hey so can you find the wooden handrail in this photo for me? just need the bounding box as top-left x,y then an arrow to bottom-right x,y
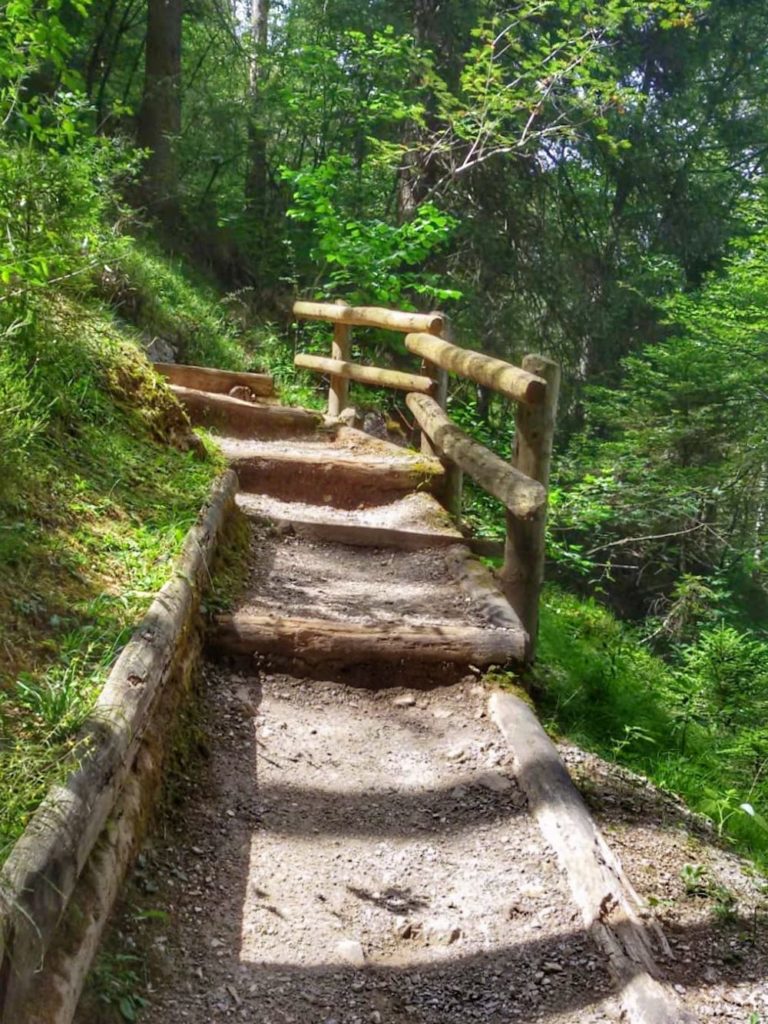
292,296 -> 560,659
405,333 -> 545,405
501,354 -> 561,650
406,394 -> 546,518
295,354 -> 434,394
293,301 -> 443,335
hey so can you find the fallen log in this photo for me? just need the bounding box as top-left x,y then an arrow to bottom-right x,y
295,353 -> 434,394
293,301 -> 443,335
153,362 -> 275,397
490,691 -> 698,1024
171,385 -> 323,438
210,613 -> 527,666
405,333 -> 546,405
406,394 -> 546,518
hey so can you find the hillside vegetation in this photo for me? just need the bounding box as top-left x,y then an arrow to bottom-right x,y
2,0 -> 768,874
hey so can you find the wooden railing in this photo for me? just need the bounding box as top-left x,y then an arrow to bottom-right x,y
293,300 -> 560,656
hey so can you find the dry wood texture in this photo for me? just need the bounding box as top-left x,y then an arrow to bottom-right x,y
294,300 -> 443,335
328,300 -> 352,415
444,545 -> 525,633
501,354 -> 560,650
406,394 -> 546,518
154,362 -> 274,396
171,385 -> 323,437
405,333 -> 546,405
0,471 -> 237,1020
295,353 -> 434,394
19,612 -> 201,1024
210,613 -> 527,666
490,691 -> 698,1024
232,450 -> 443,508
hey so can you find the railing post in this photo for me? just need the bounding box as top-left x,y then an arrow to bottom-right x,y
501,353 -> 560,657
328,299 -> 351,417
420,313 -> 462,522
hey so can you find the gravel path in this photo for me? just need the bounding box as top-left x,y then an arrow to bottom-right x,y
235,491 -> 461,539
77,668 -> 623,1024
239,531 -> 489,627
74,406 -> 768,1024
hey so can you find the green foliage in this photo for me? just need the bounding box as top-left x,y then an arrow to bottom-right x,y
536,586 -> 768,865
106,242 -> 254,370
0,131 -> 134,294
0,0 -> 136,304
551,208 -> 768,627
0,293 -> 219,862
446,1 -> 704,169
284,156 -> 459,306
89,950 -> 148,1022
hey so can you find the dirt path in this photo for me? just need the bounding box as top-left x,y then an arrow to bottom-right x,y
77,663 -> 768,1024
73,388 -> 768,1024
77,667 -> 623,1024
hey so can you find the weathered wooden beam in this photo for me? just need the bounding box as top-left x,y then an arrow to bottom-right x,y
406,394 -> 546,518
232,449 -> 444,507
328,300 -> 351,416
0,472 -> 237,1021
295,354 -> 434,394
444,545 -> 523,631
171,385 -> 323,438
210,613 -> 527,666
491,691 -> 697,1024
405,333 -> 546,405
293,301 -> 443,335
501,353 -> 560,653
154,362 -> 274,396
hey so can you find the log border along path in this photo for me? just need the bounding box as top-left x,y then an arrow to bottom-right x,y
0,303 -> 697,1024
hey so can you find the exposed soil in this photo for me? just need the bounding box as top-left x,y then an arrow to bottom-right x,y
238,532 -> 488,628
77,668 -> 623,1024
76,669 -> 768,1024
235,491 -> 461,540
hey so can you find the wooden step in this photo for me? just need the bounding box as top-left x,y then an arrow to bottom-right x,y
265,519 -> 461,550
171,385 -> 323,438
220,437 -> 444,507
155,361 -> 275,397
236,491 -> 463,549
209,612 -> 527,666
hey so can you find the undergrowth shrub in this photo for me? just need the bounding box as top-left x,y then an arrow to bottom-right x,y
100,242 -> 252,370
535,586 -> 768,865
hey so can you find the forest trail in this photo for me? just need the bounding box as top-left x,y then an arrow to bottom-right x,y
73,367 -> 767,1024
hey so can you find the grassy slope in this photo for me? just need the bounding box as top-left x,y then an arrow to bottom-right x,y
0,248 -> 254,863
533,586 -> 768,870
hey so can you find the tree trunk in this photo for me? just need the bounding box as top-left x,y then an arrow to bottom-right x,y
397,0 -> 442,222
137,0 -> 182,219
245,0 -> 270,265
